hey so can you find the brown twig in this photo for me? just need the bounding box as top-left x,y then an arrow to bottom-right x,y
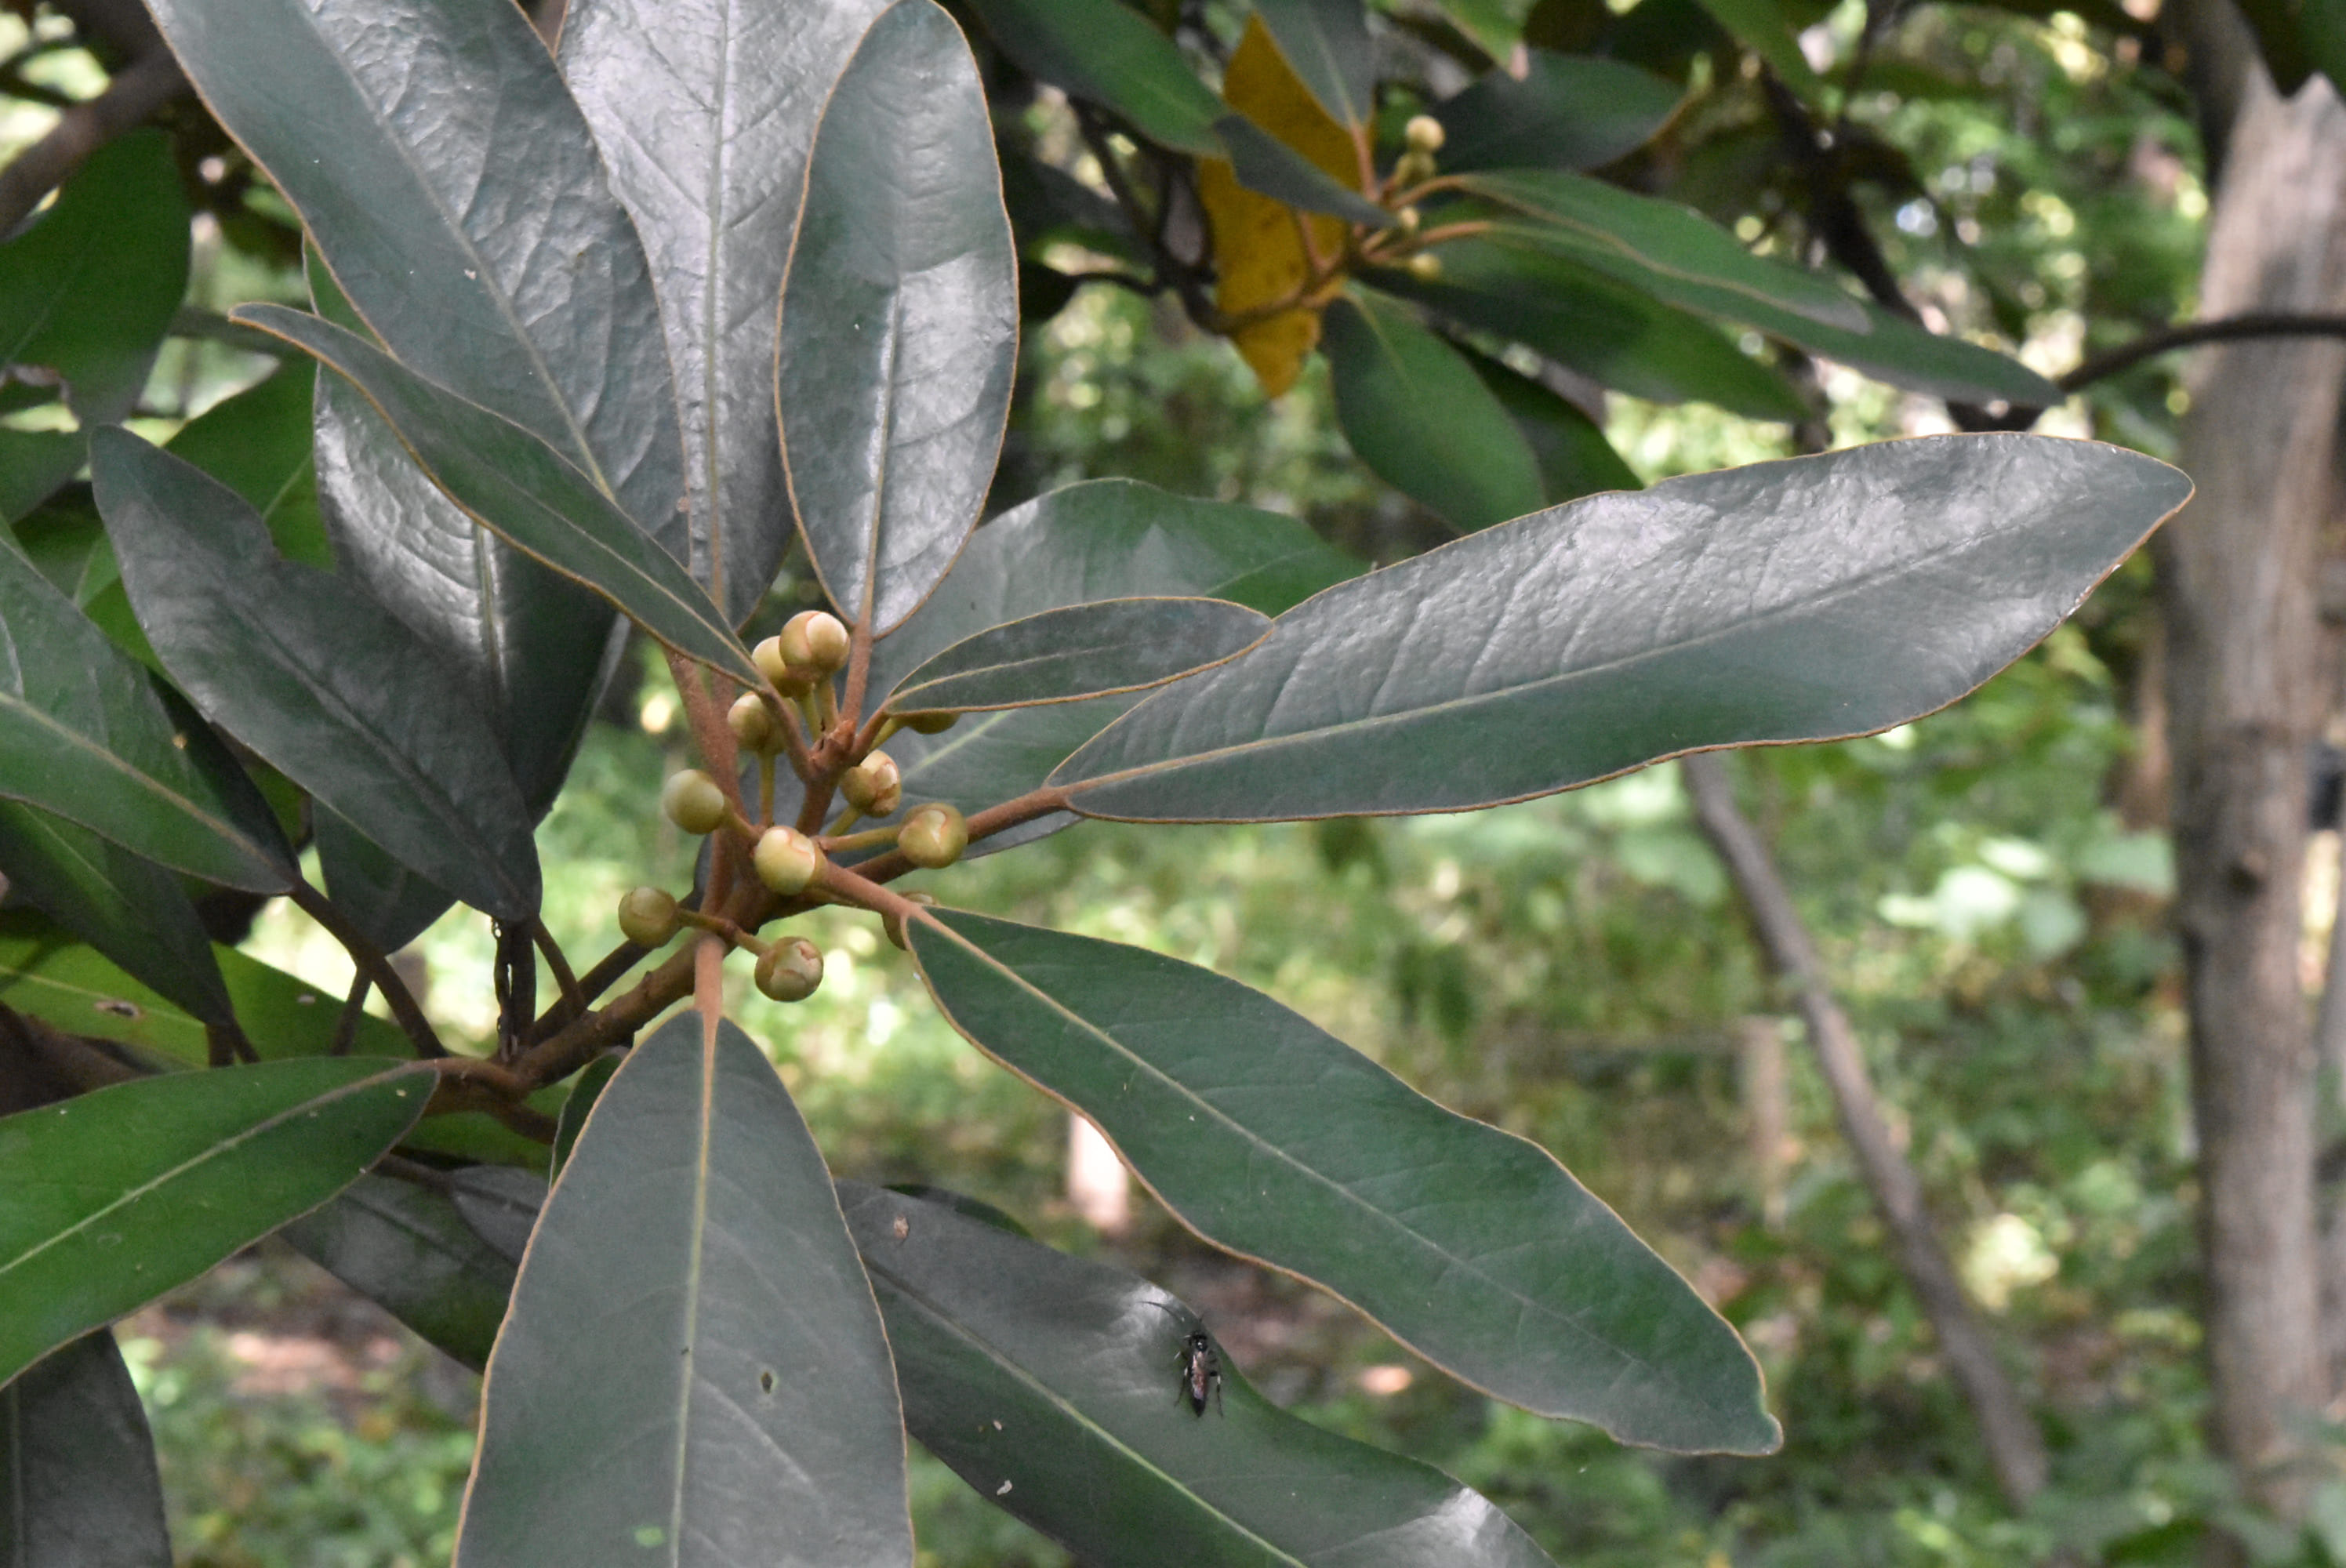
845,785 -> 1073,886
287,879 -> 446,1060
329,971 -> 370,1057
531,917 -> 585,1021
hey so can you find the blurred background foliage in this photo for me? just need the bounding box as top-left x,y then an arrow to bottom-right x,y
1,0 -> 2287,1558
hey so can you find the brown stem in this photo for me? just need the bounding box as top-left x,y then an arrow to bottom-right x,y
532,917 -> 585,1021
1683,750 -> 2048,1507
845,786 -> 1073,886
511,942 -> 699,1089
663,648 -> 743,812
289,879 -> 446,1059
330,971 -> 370,1057
0,49 -> 186,238
814,858 -> 929,926
842,621 -> 873,738
2058,312 -> 2346,394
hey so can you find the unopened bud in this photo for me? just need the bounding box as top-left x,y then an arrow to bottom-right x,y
1404,114 -> 1445,154
1406,251 -> 1443,281
779,610 -> 850,676
753,635 -> 814,699
616,886 -> 680,947
902,710 -> 959,735
660,769 -> 728,835
728,691 -> 776,753
841,750 -> 902,816
899,802 -> 968,869
754,936 -> 823,1002
884,891 -> 939,951
754,826 -> 826,896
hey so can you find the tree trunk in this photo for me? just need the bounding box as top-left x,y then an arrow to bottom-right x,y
2156,60 -> 2346,1520
1685,753 -> 2050,1508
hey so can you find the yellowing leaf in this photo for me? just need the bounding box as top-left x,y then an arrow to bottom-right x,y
1200,16 -> 1366,396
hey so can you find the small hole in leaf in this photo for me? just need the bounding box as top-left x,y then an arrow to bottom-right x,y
759,1370 -> 775,1395
94,999 -> 140,1018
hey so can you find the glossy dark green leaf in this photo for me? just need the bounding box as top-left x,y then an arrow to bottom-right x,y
0,910 -> 407,1069
1054,436 -> 2192,822
1693,0 -> 1825,98
1214,114 -> 1391,227
142,0 -> 685,541
1465,172 -> 1863,330
234,307 -> 760,691
454,1015 -> 910,1566
0,132 -> 188,426
0,432 -> 82,527
1322,292 -> 1545,532
561,0 -> 892,626
778,0 -> 1018,635
1484,225 -> 2059,407
1466,351 -> 1643,506
279,1174 -> 516,1371
1255,0 -> 1375,127
91,427 -> 542,922
307,249 -> 626,822
961,0 -> 1226,154
167,360 -> 332,570
907,911 -> 1779,1453
316,810 -> 459,957
884,597 -> 1270,715
1378,240 -> 1807,419
842,1183 -> 1560,1567
0,1330 -> 171,1568
843,481 -> 1363,848
0,1058 -> 428,1386
549,1052 -> 623,1177
0,804 -> 232,1026
1433,50 -> 1682,171
0,538 -> 294,893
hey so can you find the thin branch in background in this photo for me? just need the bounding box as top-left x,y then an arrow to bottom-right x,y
288,878 -> 446,1060
532,916 -> 585,1022
0,47 -> 185,237
329,970 -> 370,1057
2057,312 -> 2346,393
1683,749 -> 2050,1508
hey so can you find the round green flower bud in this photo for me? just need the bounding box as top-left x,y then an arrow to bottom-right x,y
1406,251 -> 1443,281
899,802 -> 968,869
616,886 -> 680,947
752,635 -> 814,699
779,610 -> 851,676
1404,114 -> 1445,154
661,769 -> 728,835
1395,205 -> 1422,236
753,826 -> 826,895
728,691 -> 776,753
902,710 -> 959,735
754,936 -> 824,1002
841,750 -> 902,815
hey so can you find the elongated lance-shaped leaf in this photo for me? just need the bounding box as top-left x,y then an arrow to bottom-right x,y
826,481 -> 1360,855
1462,171 -> 1865,332
550,1052 -> 623,1177
1376,241 -> 1808,420
0,804 -> 232,1026
1432,50 -> 1683,172
91,427 -> 542,922
309,253 -> 625,826
0,1058 -> 428,1386
841,1183 -> 1561,1567
561,0 -> 891,626
1054,435 -> 2192,822
1255,0 -> 1375,128
779,0 -> 1018,635
0,1331 -> 172,1567
1467,350 -> 1643,506
169,358 -> 332,572
316,809 -> 461,957
883,597 -> 1270,715
0,537 -> 292,892
236,307 -> 761,691
961,0 -> 1226,154
1321,292 -> 1544,533
906,911 -> 1781,1453
140,0 -> 685,543
279,1174 -> 517,1373
454,1014 -> 910,1566
0,910 -> 407,1070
